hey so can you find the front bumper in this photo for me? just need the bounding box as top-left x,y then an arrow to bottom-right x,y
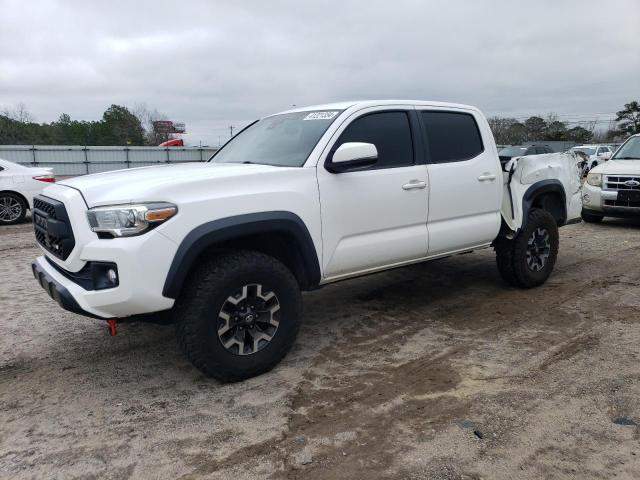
31,185 -> 179,319
582,184 -> 640,217
32,259 -> 103,319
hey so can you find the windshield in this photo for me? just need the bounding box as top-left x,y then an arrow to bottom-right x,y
499,146 -> 528,157
571,147 -> 596,156
612,137 -> 640,160
211,110 -> 342,167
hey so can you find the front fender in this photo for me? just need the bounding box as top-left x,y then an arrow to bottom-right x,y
162,211 -> 321,298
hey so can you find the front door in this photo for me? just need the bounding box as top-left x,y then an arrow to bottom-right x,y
317,109 -> 429,280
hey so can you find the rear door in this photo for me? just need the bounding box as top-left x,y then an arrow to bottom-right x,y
417,108 -> 502,255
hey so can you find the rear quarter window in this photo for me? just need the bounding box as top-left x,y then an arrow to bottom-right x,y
420,111 -> 484,163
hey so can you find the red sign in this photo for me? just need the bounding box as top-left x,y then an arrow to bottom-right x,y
153,121 -> 186,134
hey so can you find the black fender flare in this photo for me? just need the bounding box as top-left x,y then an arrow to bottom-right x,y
522,179 -> 567,226
162,211 -> 321,298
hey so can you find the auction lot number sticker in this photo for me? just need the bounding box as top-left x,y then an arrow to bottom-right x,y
303,111 -> 340,120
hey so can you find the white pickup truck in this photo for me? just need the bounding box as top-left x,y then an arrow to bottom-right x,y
31,100 -> 582,381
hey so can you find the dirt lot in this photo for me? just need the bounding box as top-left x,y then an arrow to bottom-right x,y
1,218 -> 640,480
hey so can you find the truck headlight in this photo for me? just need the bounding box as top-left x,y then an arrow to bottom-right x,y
87,203 -> 177,237
586,173 -> 602,187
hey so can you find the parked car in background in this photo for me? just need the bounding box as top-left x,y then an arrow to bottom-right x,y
0,159 -> 55,225
582,134 -> 640,222
569,145 -> 613,172
498,145 -> 554,169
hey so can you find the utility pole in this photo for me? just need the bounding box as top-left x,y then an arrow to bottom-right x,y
229,125 -> 234,138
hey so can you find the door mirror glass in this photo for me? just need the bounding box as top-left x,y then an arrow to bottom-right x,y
328,142 -> 378,172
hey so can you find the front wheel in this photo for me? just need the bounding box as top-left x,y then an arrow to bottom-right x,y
174,251 -> 302,382
495,208 -> 559,288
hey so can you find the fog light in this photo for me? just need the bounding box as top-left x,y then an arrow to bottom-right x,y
107,268 -> 118,284
583,194 -> 590,202
90,262 -> 119,290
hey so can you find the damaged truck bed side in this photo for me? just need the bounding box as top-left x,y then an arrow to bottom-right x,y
502,152 -> 583,233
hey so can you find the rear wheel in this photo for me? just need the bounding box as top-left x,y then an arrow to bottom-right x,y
174,251 -> 302,382
0,192 -> 27,225
495,208 -> 559,288
581,209 -> 603,223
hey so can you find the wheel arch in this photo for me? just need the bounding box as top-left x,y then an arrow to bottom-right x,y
0,190 -> 29,209
522,180 -> 567,227
162,211 -> 321,299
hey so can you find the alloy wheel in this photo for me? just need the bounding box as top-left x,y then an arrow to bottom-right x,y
217,283 -> 280,355
0,196 -> 23,223
526,227 -> 550,271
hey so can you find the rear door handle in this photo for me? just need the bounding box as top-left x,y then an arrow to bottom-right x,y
477,173 -> 497,182
402,180 -> 427,190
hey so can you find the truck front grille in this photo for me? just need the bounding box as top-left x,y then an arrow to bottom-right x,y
605,176 -> 640,191
33,196 -> 75,260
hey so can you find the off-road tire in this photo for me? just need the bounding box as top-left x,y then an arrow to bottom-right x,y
581,209 -> 603,223
174,251 -> 302,382
495,208 -> 559,288
0,192 -> 27,225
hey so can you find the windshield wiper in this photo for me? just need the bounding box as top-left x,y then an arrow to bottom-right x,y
614,157 -> 640,160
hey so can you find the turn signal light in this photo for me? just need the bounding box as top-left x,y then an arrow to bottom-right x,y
145,207 -> 177,222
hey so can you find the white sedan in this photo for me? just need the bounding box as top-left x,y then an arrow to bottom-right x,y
0,158 -> 55,225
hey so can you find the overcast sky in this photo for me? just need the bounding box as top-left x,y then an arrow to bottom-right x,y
1,0 -> 638,146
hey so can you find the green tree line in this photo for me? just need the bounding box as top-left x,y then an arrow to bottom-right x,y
0,103 -> 174,146
488,100 -> 639,145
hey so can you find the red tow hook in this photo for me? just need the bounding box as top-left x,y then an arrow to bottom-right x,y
107,319 -> 118,336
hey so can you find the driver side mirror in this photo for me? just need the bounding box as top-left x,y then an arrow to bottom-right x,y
326,142 -> 378,173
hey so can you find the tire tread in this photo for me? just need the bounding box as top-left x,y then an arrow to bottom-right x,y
174,251 -> 301,382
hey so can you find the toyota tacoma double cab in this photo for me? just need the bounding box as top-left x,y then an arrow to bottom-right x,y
31,100 -> 582,381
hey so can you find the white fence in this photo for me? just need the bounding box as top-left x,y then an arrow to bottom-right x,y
0,145 -> 219,176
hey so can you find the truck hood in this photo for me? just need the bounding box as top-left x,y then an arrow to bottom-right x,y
590,160 -> 640,176
58,162 -> 285,206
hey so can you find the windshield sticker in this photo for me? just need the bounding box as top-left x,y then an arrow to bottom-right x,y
303,111 -> 339,121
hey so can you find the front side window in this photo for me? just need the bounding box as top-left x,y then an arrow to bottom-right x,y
333,111 -> 414,168
421,111 -> 484,163
211,110 -> 342,167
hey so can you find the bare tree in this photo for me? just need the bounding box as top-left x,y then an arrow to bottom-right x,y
132,103 -> 175,145
1,102 -> 34,123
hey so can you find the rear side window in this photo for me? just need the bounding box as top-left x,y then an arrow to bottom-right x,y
335,111 -> 414,168
420,111 -> 484,163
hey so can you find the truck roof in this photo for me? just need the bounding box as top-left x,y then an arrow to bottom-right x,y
273,100 -> 480,117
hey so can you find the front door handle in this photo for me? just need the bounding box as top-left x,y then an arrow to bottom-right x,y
477,173 -> 497,182
402,180 -> 427,190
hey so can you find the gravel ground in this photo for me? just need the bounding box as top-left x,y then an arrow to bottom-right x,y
1,217 -> 640,479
